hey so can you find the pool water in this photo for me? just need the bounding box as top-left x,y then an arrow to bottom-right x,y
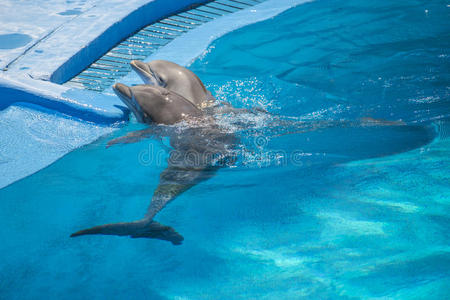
1,0 -> 449,299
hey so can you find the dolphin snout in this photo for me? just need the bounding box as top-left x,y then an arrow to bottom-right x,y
113,83 -> 145,123
113,83 -> 132,100
131,60 -> 164,86
130,60 -> 150,74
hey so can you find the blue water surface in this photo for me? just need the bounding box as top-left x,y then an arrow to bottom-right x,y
1,0 -> 449,299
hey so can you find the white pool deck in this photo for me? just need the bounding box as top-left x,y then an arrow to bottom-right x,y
0,0 -> 310,188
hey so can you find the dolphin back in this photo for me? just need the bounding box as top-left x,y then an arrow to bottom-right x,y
70,219 -> 184,245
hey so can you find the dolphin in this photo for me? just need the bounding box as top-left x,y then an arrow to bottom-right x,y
130,60 -> 216,109
70,83 -> 237,244
70,63 -> 435,245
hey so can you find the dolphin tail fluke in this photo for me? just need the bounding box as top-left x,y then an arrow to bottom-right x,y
70,219 -> 184,245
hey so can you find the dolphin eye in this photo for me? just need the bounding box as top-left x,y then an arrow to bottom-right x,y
148,67 -> 165,86
157,75 -> 166,87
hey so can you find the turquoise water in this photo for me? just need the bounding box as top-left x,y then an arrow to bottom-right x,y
1,0 -> 450,299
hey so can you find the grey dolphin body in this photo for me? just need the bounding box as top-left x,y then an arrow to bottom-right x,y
130,60 -> 216,109
71,83 -> 236,245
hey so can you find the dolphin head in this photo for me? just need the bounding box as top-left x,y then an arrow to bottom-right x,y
113,83 -> 202,125
130,60 -> 215,110
130,60 -> 166,87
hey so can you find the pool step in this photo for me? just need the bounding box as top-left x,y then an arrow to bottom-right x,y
65,0 -> 265,92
